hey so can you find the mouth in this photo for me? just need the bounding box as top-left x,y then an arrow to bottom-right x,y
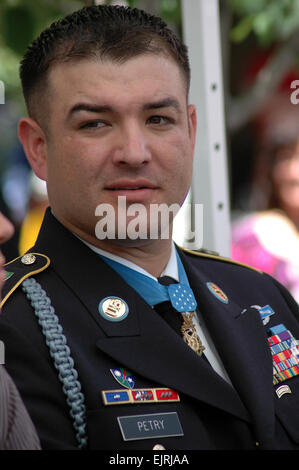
106,179 -> 157,190
108,187 -> 149,190
105,180 -> 158,202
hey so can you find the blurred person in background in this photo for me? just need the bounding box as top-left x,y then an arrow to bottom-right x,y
0,145 -> 31,261
0,211 -> 40,450
232,93 -> 299,303
18,172 -> 48,255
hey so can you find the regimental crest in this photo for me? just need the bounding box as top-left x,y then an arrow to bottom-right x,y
110,368 -> 135,389
181,312 -> 205,356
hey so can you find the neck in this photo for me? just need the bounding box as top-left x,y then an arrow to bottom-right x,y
94,238 -> 173,278
53,211 -> 174,277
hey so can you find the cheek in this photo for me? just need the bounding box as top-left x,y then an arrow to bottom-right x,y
160,131 -> 193,167
272,162 -> 288,184
159,136 -> 193,199
274,160 -> 299,182
48,139 -> 98,183
173,138 -> 194,182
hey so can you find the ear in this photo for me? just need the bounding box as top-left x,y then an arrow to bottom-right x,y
18,117 -> 48,181
187,104 -> 197,152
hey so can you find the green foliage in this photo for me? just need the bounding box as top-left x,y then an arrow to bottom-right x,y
229,0 -> 299,46
126,0 -> 181,25
161,0 -> 181,25
126,0 -> 138,7
0,0 -> 85,98
1,5 -> 35,56
0,45 -> 20,100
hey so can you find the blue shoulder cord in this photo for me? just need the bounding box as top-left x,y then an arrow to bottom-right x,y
22,277 -> 88,449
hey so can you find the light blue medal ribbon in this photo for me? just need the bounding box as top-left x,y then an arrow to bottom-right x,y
100,251 -> 197,312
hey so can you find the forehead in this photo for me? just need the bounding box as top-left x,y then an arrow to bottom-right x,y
47,54 -> 188,112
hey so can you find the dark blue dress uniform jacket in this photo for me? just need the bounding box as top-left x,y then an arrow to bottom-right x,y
0,209 -> 299,450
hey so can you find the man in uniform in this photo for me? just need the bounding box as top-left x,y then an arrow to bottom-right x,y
0,5 -> 299,450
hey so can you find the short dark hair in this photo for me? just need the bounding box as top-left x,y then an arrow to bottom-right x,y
20,4 -> 190,121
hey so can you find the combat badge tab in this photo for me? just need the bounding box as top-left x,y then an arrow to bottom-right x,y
1,253 -> 50,308
267,323 -> 299,385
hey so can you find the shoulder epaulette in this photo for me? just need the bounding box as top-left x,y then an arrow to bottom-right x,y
1,253 -> 50,308
180,247 -> 263,274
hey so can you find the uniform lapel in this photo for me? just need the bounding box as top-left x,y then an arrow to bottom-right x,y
96,300 -> 250,422
178,249 -> 275,442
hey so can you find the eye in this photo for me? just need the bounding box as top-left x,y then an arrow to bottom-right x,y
80,120 -> 107,130
147,115 -> 174,126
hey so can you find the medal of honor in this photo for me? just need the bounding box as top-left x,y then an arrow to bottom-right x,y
181,311 -> 205,356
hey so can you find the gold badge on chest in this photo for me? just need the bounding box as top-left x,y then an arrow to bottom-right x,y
181,311 -> 205,356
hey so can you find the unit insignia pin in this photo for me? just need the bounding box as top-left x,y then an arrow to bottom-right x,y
21,254 -> 36,265
110,368 -> 135,389
206,282 -> 228,304
98,296 -> 129,322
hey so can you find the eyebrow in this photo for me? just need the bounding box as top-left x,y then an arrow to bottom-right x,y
67,97 -> 182,119
68,103 -> 112,118
143,98 -> 182,112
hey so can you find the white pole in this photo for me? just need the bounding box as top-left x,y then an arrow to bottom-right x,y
181,0 -> 231,257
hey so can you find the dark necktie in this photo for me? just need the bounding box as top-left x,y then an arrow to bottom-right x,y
155,276 -> 183,334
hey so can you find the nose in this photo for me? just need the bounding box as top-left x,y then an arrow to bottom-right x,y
112,122 -> 151,167
0,213 -> 14,245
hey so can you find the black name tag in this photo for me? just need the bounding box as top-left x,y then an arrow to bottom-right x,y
117,412 -> 184,441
